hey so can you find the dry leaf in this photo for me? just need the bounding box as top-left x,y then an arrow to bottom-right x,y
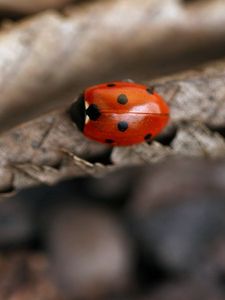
153,60 -> 225,126
172,122 -> 225,158
0,110 -> 111,193
111,142 -> 173,165
0,58 -> 225,193
1,0 -> 225,132
0,0 -> 72,13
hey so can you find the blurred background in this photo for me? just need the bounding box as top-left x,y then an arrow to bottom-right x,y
1,0 -> 225,299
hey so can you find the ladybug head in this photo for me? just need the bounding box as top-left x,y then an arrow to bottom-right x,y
70,93 -> 102,132
69,93 -> 86,131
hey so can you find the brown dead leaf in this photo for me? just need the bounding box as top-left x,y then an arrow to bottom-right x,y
111,142 -> 173,166
1,0 -> 225,132
152,61 -> 225,126
0,1 -> 225,194
0,109 -> 111,193
172,122 -> 225,158
1,57 -> 225,193
0,0 -> 72,14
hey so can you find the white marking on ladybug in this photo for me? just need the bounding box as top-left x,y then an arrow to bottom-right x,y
85,115 -> 90,124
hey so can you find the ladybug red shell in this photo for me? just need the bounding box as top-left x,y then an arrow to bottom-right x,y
70,81 -> 169,146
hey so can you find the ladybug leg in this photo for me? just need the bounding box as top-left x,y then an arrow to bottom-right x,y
145,137 -> 153,145
146,86 -> 155,94
143,133 -> 153,145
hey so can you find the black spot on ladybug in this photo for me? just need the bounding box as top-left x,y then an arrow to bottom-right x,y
69,93 -> 85,131
105,139 -> 114,144
86,104 -> 101,121
117,94 -> 128,105
118,121 -> 128,132
107,83 -> 116,87
146,86 -> 154,94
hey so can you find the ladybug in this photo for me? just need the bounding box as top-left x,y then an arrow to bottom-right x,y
70,81 -> 169,146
